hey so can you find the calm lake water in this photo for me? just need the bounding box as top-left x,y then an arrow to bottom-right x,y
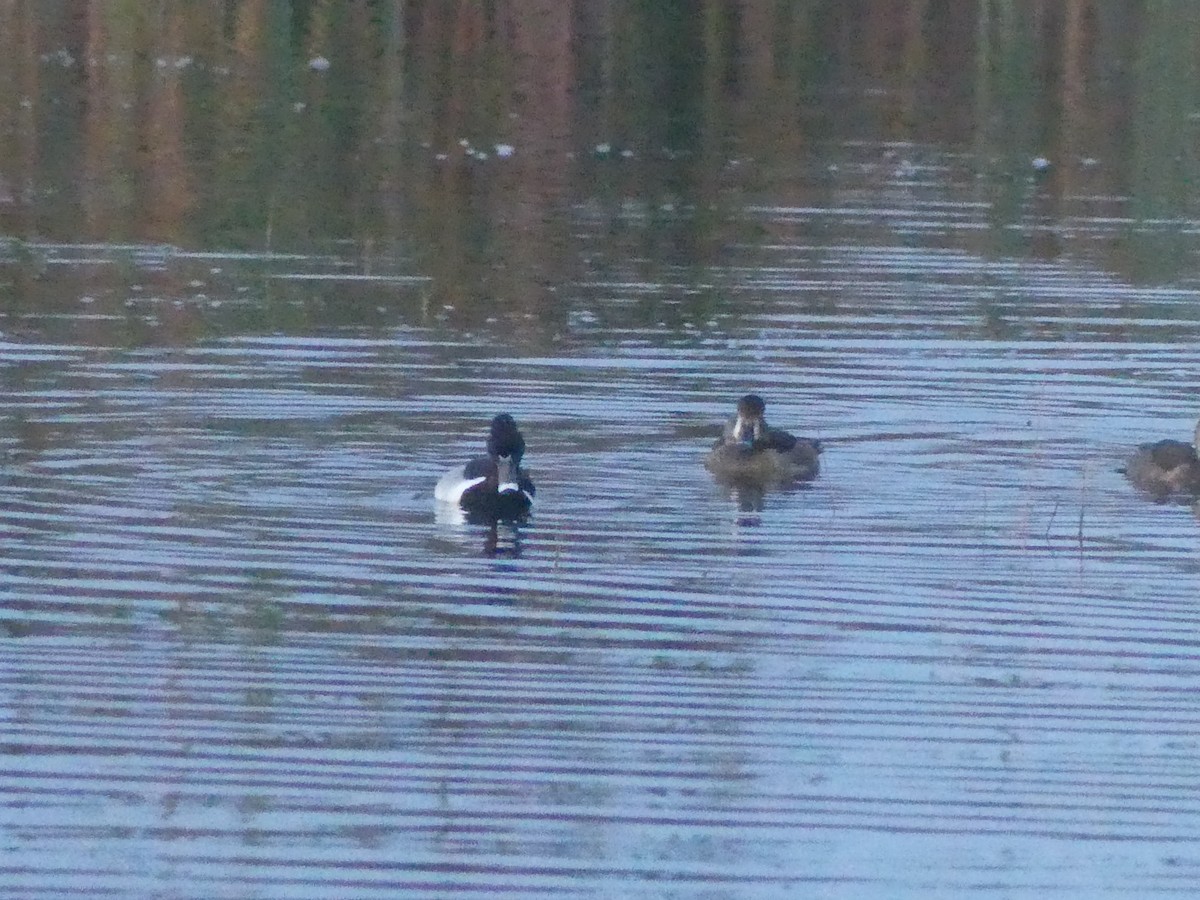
4,5 -> 1200,899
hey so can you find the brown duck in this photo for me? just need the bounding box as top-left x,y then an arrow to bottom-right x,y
1123,419 -> 1200,498
705,394 -> 821,482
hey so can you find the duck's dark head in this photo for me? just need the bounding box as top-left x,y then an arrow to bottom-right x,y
732,394 -> 767,443
487,413 -> 526,464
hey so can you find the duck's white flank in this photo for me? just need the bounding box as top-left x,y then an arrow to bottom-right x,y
434,467 -> 485,503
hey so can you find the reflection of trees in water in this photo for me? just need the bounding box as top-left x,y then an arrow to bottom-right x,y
0,3 -> 1192,299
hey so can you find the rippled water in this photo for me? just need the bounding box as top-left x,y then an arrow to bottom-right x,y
5,157 -> 1200,899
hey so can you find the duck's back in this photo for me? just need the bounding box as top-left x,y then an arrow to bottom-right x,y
762,427 -> 800,452
1145,439 -> 1198,470
1125,439 -> 1200,495
705,432 -> 820,482
777,433 -> 820,479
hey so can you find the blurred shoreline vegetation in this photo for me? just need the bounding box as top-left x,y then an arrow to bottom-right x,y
0,2 -> 1197,308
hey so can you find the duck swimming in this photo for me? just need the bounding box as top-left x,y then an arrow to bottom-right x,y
435,413 -> 535,518
704,394 -> 821,482
1123,418 -> 1200,498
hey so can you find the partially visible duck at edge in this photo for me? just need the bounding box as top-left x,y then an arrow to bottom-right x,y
435,413 -> 535,519
705,394 -> 821,482
1123,418 -> 1200,499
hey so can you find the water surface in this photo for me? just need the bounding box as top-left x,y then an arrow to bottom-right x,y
4,5 -> 1200,899
5,209 -> 1200,898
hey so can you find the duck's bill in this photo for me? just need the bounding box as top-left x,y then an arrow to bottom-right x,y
496,455 -> 522,495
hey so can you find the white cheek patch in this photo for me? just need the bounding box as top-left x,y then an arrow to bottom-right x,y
498,481 -> 521,494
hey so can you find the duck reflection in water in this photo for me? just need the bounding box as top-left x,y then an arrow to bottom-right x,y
721,478 -> 817,513
1122,418 -> 1200,502
706,395 -> 821,505
434,500 -> 525,557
